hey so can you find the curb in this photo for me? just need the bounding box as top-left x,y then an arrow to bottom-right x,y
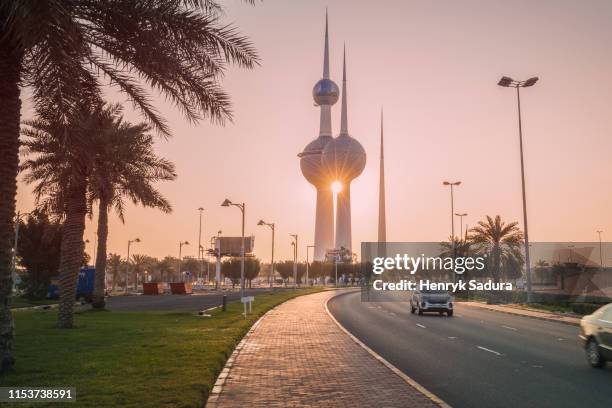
459,302 -> 580,327
325,290 -> 452,408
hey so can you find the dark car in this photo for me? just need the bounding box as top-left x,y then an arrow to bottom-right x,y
579,303 -> 612,368
410,289 -> 453,316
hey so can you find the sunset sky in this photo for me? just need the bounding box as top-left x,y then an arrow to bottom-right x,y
16,0 -> 612,263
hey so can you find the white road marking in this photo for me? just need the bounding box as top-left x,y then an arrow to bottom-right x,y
390,312 -> 396,316
448,336 -> 457,339
502,325 -> 518,331
477,346 -> 502,356
455,314 -> 463,318
532,365 -> 544,368
557,338 -> 564,341
416,323 -> 427,329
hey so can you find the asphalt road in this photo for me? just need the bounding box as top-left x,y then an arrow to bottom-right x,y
328,291 -> 612,408
106,288 -> 277,312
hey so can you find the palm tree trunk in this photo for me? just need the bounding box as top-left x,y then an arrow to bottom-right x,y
92,196 -> 109,309
57,178 -> 88,329
0,41 -> 23,373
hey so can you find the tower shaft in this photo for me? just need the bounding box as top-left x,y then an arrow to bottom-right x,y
314,187 -> 334,260
335,185 -> 352,250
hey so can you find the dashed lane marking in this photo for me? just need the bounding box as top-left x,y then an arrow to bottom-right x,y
477,346 -> 502,356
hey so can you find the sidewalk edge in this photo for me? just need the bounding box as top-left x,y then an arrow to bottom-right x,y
325,291 -> 452,408
459,302 -> 580,326
205,311 -> 268,407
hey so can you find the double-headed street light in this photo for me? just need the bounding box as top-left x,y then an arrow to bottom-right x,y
498,75 -> 539,302
125,238 -> 141,293
222,199 -> 246,303
257,220 -> 275,288
290,234 -> 298,289
443,181 -> 461,246
455,213 -> 468,240
178,241 -> 189,281
198,208 -> 204,281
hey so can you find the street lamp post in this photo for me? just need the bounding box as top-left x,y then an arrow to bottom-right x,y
257,220 -> 275,288
455,213 -> 467,240
498,75 -> 538,303
125,238 -> 140,293
212,230 -> 222,289
597,230 -> 604,269
222,199 -> 246,313
290,234 -> 298,289
178,241 -> 189,281
198,208 -> 204,281
443,181 -> 461,282
306,245 -> 315,286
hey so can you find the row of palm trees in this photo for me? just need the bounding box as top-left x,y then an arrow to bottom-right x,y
0,0 -> 259,373
442,215 -> 525,282
21,103 -> 176,310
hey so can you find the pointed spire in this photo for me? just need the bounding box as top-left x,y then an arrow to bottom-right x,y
323,9 -> 329,79
339,44 -> 348,136
378,107 -> 386,242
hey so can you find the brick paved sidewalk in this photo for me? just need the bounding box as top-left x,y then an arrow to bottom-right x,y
460,301 -> 581,326
208,290 -> 442,408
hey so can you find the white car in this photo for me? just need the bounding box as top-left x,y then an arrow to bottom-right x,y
410,289 -> 453,316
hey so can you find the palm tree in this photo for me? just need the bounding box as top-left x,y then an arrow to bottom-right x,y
130,254 -> 149,289
469,215 -> 525,282
107,253 -> 122,292
89,104 -> 175,309
1,0 -> 258,370
158,257 -> 178,283
21,106 -> 101,331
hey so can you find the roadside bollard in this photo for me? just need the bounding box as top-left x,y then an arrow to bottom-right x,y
222,295 -> 227,312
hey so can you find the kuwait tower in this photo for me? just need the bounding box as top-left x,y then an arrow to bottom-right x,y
321,46 -> 366,252
298,13 -> 338,261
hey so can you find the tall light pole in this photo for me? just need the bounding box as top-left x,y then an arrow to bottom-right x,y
455,213 -> 467,240
290,234 -> 298,289
211,230 -> 222,288
306,245 -> 315,286
222,199 -> 246,302
498,75 -> 538,302
567,244 -> 575,263
178,241 -> 189,281
258,220 -> 275,288
443,181 -> 461,281
597,230 -> 604,269
125,238 -> 140,293
198,208 -> 204,281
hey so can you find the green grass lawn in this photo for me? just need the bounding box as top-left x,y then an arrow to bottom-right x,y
4,288 -> 322,407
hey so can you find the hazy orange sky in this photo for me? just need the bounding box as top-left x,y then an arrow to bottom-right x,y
16,0 -> 612,263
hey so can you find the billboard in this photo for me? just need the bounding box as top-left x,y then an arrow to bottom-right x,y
214,236 -> 254,257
